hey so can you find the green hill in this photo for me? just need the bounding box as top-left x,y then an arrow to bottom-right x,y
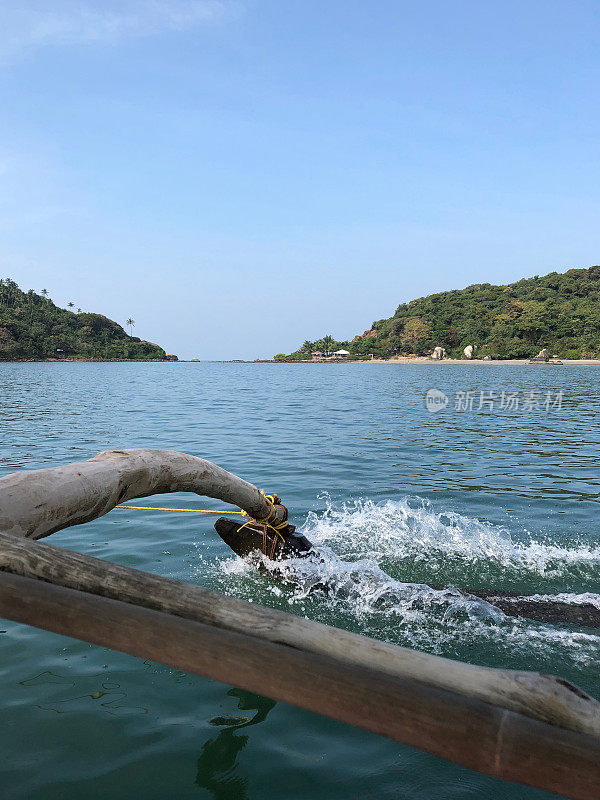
0,279 -> 170,361
279,265 -> 600,361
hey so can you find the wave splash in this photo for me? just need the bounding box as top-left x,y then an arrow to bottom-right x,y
213,496 -> 600,669
301,495 -> 600,583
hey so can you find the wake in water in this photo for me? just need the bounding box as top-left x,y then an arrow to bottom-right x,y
302,495 -> 600,585
209,496 -> 600,671
298,496 -> 600,627
243,546 -> 505,624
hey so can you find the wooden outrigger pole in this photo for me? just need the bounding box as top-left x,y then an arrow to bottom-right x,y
0,449 -> 599,800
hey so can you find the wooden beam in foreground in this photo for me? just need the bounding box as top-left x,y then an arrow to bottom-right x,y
2,532 -> 599,739
0,569 -> 599,800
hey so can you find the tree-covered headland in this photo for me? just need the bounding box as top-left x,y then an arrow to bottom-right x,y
277,266 -> 600,360
0,279 -> 169,361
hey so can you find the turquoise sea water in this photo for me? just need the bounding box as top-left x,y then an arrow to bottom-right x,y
1,362 -> 599,799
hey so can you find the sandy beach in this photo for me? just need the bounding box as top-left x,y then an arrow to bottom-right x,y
285,357 -> 600,365
364,357 -> 600,365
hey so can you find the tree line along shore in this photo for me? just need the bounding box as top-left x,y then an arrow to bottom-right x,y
276,266 -> 600,363
4,267 -> 600,364
0,280 -> 176,362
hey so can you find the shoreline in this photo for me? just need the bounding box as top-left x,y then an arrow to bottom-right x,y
265,357 -> 600,366
2,358 -> 600,366
0,358 -> 176,363
349,357 -> 600,365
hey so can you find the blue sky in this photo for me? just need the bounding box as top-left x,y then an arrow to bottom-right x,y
1,1 -> 599,359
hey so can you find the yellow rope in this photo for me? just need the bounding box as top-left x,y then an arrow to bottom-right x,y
115,505 -> 245,515
251,491 -> 290,530
115,504 -> 288,547
115,491 -> 288,530
235,518 -> 287,543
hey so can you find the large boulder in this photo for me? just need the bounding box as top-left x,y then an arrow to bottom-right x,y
431,346 -> 446,360
536,348 -> 549,361
463,345 -> 474,359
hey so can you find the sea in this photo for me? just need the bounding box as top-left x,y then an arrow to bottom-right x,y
1,361 -> 599,799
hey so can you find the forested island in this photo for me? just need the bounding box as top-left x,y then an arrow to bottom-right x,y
0,279 -> 171,361
277,266 -> 600,361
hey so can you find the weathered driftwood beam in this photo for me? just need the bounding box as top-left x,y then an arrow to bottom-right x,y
1,531 -> 599,740
0,449 -> 286,539
1,569 -> 599,800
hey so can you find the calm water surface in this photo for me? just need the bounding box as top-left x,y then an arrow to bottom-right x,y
1,362 -> 599,799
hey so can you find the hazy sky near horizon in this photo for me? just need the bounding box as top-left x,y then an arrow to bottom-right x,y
1,1 -> 599,359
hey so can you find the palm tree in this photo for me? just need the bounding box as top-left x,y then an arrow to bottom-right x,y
41,289 -> 49,299
321,335 -> 335,356
77,308 -> 82,313
67,302 -> 74,310
126,318 -> 135,336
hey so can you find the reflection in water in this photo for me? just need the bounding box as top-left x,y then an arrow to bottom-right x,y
196,689 -> 276,799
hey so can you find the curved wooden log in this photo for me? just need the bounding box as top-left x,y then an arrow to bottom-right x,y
1,531 -> 599,740
0,449 -> 287,539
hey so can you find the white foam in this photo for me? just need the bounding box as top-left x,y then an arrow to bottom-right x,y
302,495 -> 600,578
259,547 -> 503,622
209,496 -> 600,669
515,592 -> 600,610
